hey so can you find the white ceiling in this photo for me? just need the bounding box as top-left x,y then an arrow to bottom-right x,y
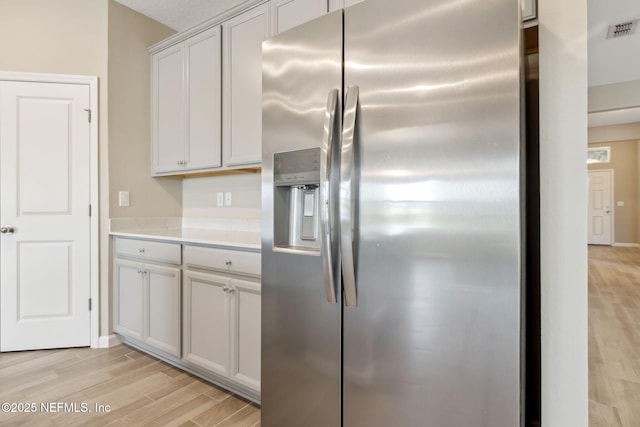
588,0 -> 640,87
113,0 -> 247,31
115,0 -> 640,127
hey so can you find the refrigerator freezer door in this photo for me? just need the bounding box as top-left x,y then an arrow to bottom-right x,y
261,10 -> 343,427
342,0 -> 523,426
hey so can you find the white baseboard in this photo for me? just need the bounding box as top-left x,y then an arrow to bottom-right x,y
612,242 -> 640,248
98,334 -> 123,348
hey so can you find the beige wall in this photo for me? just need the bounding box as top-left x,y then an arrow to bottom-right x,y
0,0 -> 179,338
589,122 -> 640,144
0,1 -> 109,79
588,140 -> 640,244
108,1 -> 180,219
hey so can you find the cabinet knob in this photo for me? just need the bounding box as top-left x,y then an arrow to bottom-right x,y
139,248 -> 145,253
222,286 -> 229,293
225,259 -> 232,266
228,288 -> 236,294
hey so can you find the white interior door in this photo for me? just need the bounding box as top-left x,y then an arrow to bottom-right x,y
0,81 -> 91,351
588,170 -> 612,245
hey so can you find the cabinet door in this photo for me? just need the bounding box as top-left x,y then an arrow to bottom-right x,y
229,278 -> 261,391
329,0 -> 363,9
145,264 -> 181,357
271,0 -> 328,35
185,27 -> 222,171
113,259 -> 144,340
222,4 -> 270,167
152,44 -> 186,174
183,270 -> 230,376
522,0 -> 537,21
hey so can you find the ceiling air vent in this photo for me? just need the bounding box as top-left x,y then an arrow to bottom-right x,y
607,20 -> 638,39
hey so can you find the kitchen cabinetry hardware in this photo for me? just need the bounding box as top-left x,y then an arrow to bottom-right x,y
0,225 -> 15,234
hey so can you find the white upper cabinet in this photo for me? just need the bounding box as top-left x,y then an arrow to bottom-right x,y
153,44 -> 185,174
331,0 -> 536,23
152,26 -> 222,175
185,27 -> 222,170
329,0 -> 362,10
522,0 -> 537,22
222,4 -> 270,167
271,0 -> 328,35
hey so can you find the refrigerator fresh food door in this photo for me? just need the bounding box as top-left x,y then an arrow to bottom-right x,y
342,0 -> 523,426
261,10 -> 343,427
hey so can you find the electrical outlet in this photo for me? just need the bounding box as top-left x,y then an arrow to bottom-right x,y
617,201 -> 624,207
119,191 -> 130,207
225,192 -> 232,207
217,192 -> 224,207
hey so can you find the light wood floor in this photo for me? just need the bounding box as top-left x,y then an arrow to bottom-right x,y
0,344 -> 260,426
589,245 -> 640,427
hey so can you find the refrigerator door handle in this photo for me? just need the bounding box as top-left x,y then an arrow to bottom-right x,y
340,85 -> 359,308
320,89 -> 339,304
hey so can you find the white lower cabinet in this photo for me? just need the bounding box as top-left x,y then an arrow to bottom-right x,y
229,278 -> 261,391
182,270 -> 230,376
113,236 -> 261,401
113,258 -> 181,358
114,259 -> 145,341
182,269 -> 261,393
146,263 -> 182,357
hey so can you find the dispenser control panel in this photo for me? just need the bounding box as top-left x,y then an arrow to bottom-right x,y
274,148 -> 320,186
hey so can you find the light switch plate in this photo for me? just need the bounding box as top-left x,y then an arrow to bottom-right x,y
217,192 -> 224,207
617,201 -> 624,206
225,192 -> 232,207
119,191 -> 130,207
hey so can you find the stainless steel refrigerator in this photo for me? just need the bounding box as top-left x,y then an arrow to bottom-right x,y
261,0 -> 524,425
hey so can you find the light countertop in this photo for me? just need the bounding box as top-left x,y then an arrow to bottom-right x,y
110,228 -> 261,251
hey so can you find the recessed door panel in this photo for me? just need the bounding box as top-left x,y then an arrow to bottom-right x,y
18,241 -> 72,319
17,97 -> 71,215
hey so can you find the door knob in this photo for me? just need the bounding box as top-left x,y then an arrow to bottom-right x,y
0,226 -> 15,234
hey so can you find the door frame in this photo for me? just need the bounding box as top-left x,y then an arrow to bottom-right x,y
0,71 -> 99,348
588,168 -> 614,246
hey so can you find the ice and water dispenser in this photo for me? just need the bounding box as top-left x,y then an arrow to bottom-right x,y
273,148 -> 321,252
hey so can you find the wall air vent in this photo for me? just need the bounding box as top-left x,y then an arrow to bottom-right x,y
607,20 -> 638,39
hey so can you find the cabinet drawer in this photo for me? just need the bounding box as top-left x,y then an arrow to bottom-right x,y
115,238 -> 181,265
184,245 -> 260,277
